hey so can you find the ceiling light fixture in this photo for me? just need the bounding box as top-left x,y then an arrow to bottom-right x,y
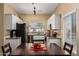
32,3 -> 36,15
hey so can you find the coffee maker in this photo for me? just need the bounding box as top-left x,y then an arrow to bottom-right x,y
10,30 -> 16,38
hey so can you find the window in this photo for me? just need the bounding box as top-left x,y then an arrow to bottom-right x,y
64,10 -> 77,54
29,22 -> 44,32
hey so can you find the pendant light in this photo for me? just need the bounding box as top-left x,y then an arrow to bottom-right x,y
32,3 -> 36,15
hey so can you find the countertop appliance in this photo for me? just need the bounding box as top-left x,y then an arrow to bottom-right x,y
10,30 -> 17,38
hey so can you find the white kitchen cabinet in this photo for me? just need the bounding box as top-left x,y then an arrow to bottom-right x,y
4,14 -> 16,30
47,37 -> 61,47
4,14 -> 23,30
55,15 -> 61,29
4,38 -> 21,51
47,14 -> 61,29
16,16 -> 23,23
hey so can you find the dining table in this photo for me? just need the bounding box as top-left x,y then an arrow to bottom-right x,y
12,43 -> 66,56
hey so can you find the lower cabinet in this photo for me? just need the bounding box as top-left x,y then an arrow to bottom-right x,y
4,38 -> 21,51
47,37 -> 61,47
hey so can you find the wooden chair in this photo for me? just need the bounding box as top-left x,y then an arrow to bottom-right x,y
64,42 -> 73,55
1,43 -> 12,56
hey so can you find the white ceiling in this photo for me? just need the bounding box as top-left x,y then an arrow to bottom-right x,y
10,3 -> 58,14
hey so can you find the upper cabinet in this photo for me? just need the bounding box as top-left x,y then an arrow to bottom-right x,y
4,14 -> 23,30
16,16 -> 23,23
47,14 -> 61,30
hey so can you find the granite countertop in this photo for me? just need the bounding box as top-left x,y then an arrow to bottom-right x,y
6,37 -> 21,39
47,37 -> 61,39
4,36 -> 21,39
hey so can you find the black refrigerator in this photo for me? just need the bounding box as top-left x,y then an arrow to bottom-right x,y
16,23 -> 26,44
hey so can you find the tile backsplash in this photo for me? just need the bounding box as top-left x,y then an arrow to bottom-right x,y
4,30 -> 10,36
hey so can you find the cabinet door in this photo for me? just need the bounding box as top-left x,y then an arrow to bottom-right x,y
47,39 -> 61,47
47,14 -> 61,29
4,39 -> 21,51
52,16 -> 55,29
4,14 -> 12,30
4,14 -> 17,30
15,15 -> 23,24
12,15 -> 18,29
50,39 -> 60,46
9,39 -> 21,50
55,15 -> 61,29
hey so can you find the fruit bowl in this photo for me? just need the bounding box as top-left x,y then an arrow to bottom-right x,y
33,43 -> 41,49
31,43 -> 47,51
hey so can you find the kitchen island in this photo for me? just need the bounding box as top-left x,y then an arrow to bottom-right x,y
4,36 -> 21,51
